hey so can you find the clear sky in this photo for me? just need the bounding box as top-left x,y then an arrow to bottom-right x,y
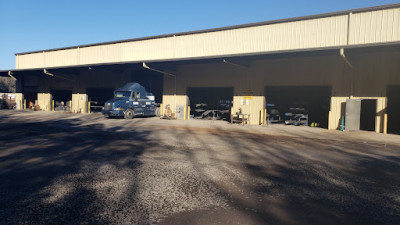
0,0 -> 399,70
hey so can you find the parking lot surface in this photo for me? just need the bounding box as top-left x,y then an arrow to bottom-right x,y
0,111 -> 399,225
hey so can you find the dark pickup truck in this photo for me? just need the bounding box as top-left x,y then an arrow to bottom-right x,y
102,83 -> 155,119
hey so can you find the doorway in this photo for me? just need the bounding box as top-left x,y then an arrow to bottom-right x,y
360,99 -> 376,131
264,86 -> 331,128
86,88 -> 114,112
187,87 -> 233,120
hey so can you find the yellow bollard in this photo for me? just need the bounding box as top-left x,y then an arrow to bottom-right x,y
384,113 -> 388,134
264,109 -> 267,125
52,100 -> 55,111
88,101 -> 91,114
24,99 -> 26,110
160,104 -> 163,117
187,106 -> 190,120
69,101 -> 72,112
328,111 -> 332,130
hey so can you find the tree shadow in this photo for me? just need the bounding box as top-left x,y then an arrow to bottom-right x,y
0,114 -> 153,224
1,113 -> 399,225
166,125 -> 400,225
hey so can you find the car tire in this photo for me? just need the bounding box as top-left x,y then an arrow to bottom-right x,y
124,109 -> 134,119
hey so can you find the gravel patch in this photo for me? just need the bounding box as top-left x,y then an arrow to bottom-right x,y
0,111 -> 399,225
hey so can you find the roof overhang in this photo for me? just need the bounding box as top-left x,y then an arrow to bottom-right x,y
2,42 -> 399,78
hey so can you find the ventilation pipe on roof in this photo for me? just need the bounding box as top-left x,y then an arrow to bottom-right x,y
143,62 -> 177,111
340,48 -> 353,68
43,68 -> 75,82
8,71 -> 17,80
340,48 -> 355,98
142,62 -> 176,77
142,62 -> 176,94
222,59 -> 248,69
43,69 -> 54,76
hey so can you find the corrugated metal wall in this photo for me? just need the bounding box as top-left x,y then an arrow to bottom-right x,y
45,49 -> 79,67
15,7 -> 400,69
349,8 -> 400,44
18,53 -> 45,69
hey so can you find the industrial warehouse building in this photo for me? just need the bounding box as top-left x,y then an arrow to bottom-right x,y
1,3 -> 400,134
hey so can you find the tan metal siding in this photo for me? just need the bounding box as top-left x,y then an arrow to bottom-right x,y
14,7 -> 400,69
44,48 -> 79,68
37,93 -> 52,111
15,15 -> 349,69
173,15 -> 347,58
330,97 -> 348,130
349,8 -> 400,44
122,37 -> 175,62
17,53 -> 44,69
79,43 -> 123,65
232,96 -> 265,125
71,94 -> 88,113
161,95 -> 189,114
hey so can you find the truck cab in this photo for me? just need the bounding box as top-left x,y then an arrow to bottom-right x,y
102,83 -> 155,119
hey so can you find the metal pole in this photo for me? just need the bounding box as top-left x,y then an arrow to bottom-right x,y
264,109 -> 267,125
328,111 -> 332,130
384,113 -> 388,134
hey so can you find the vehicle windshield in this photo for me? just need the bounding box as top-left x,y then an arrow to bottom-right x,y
115,91 -> 131,98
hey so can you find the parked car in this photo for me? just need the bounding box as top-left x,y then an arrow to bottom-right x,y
284,112 -> 295,125
284,107 -> 308,126
268,108 -> 281,123
293,114 -> 308,126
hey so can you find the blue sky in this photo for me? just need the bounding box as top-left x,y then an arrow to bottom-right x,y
0,0 -> 399,70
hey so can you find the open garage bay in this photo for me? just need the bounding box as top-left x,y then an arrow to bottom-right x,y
0,111 -> 399,225
265,86 -> 331,128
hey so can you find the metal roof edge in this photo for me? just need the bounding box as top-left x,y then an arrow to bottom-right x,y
14,3 -> 400,56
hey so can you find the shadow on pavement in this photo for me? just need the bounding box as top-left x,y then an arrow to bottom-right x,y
163,126 -> 400,225
0,114 -> 152,224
